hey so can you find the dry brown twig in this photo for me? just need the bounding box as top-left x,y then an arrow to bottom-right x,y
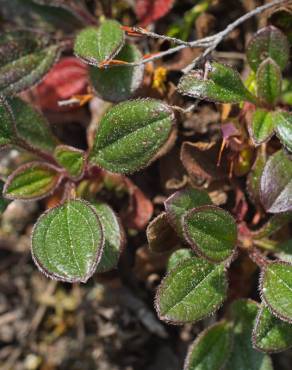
114,0 -> 289,71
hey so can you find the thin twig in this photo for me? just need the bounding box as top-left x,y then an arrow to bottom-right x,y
183,0 -> 287,73
111,0 -> 286,69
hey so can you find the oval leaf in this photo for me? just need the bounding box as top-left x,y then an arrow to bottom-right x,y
252,212 -> 292,240
8,97 -> 58,153
248,109 -> 275,145
0,36 -> 60,95
74,20 -> 124,66
256,58 -> 282,105
164,187 -> 211,237
274,111 -> 292,152
3,162 -> 62,201
167,249 -> 195,271
31,199 -> 104,282
178,62 -> 256,104
253,305 -> 292,353
0,96 -> 15,147
184,321 -> 232,370
89,99 -> 175,174
146,212 -> 180,254
226,299 -> 273,370
93,202 -> 125,273
155,258 -> 227,324
247,148 -> 266,204
247,26 -> 289,72
90,43 -> 144,103
260,150 -> 292,213
260,261 -> 292,323
54,145 -> 85,179
183,205 -> 237,263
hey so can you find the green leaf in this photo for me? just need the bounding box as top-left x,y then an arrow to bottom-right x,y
167,248 -> 195,271
274,111 -> 292,152
93,202 -> 125,273
0,96 -> 15,147
0,180 -> 11,213
225,299 -> 273,370
252,305 -> 292,353
260,261 -> 292,323
3,162 -> 62,201
248,109 -> 275,145
155,258 -> 227,324
89,99 -> 175,174
247,149 -> 266,204
178,62 -> 256,103
146,212 -> 180,254
0,30 -> 60,95
8,97 -> 58,153
184,321 -> 232,370
275,240 -> 292,263
31,0 -> 94,24
247,26 -> 289,72
0,30 -> 45,66
252,212 -> 292,240
54,145 -> 85,179
183,205 -> 237,263
260,150 -> 292,213
74,20 -> 125,66
90,43 -> 144,103
256,58 -> 282,105
31,199 -> 104,282
164,187 -> 211,237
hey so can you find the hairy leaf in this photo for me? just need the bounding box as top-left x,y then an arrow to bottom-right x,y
0,30 -> 60,95
155,258 -> 227,324
32,199 -> 104,282
164,187 -> 211,237
89,99 -> 175,174
248,109 -> 274,145
256,58 -> 282,105
252,213 -> 292,240
0,30 -> 45,64
260,150 -> 292,213
274,111 -> 292,152
3,162 -> 62,201
74,21 -> 124,66
225,299 -> 273,370
54,145 -> 85,179
0,96 -> 15,147
247,26 -> 289,72
247,149 -> 266,204
178,62 -> 256,103
90,43 -> 144,103
167,249 -> 195,271
93,203 -> 125,273
8,97 -> 58,153
135,0 -> 174,27
146,212 -> 179,254
253,305 -> 292,353
260,261 -> 292,323
183,206 -> 237,263
184,321 -> 232,370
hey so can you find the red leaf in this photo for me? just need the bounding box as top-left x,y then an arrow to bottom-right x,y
36,57 -> 89,112
135,0 -> 175,27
